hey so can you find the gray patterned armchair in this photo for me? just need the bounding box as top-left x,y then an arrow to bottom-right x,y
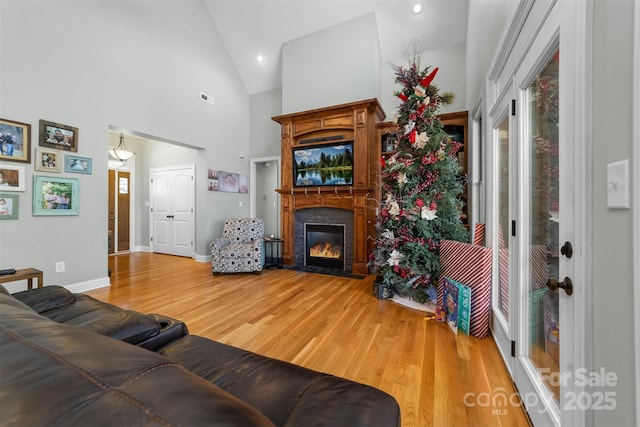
211,218 -> 265,275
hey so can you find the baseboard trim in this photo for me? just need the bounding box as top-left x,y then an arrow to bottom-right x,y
65,276 -> 111,293
195,254 -> 211,263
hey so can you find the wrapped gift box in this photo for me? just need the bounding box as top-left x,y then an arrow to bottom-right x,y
438,240 -> 492,339
373,277 -> 393,299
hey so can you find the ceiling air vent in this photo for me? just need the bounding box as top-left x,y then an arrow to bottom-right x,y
200,92 -> 215,105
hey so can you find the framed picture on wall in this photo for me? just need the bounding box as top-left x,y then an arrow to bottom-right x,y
33,175 -> 79,216
238,174 -> 248,193
0,164 -> 26,191
208,169 -> 219,191
34,147 -> 63,173
219,171 -> 239,193
39,119 -> 78,152
0,117 -> 31,163
65,155 -> 92,174
0,193 -> 19,219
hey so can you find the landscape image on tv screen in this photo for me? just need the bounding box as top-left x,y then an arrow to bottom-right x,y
293,143 -> 353,187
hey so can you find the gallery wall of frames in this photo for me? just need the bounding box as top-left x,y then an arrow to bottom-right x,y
0,117 -> 92,220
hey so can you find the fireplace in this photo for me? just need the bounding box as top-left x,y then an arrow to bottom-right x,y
272,99 -> 385,275
305,223 -> 346,270
294,208 -> 354,273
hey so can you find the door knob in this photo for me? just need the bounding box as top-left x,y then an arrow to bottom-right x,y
166,215 -> 174,219
546,276 -> 573,296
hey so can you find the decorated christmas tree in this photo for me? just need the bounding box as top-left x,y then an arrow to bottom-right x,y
369,58 -> 468,304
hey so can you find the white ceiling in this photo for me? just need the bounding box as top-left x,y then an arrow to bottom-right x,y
203,0 -> 469,95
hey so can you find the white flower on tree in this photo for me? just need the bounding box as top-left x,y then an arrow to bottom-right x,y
404,121 -> 415,135
415,131 -> 429,149
381,229 -> 395,241
421,206 -> 438,220
387,249 -> 402,266
389,201 -> 400,217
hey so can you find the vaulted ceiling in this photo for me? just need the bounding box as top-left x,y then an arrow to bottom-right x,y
203,1 -> 469,95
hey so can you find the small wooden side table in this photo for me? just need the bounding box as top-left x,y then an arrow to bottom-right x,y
0,268 -> 44,290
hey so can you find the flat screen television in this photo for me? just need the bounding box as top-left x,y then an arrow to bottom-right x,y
293,142 -> 353,187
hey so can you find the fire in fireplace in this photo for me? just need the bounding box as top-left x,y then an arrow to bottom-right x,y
304,223 -> 345,270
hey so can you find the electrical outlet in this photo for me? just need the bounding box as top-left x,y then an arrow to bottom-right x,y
55,261 -> 65,273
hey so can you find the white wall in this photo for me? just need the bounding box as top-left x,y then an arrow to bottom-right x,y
250,89 -> 282,159
0,0 -> 250,290
282,12 -> 381,114
465,0 -> 515,110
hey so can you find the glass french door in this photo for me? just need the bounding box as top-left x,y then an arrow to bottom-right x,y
525,45 -> 561,403
514,43 -> 566,426
512,1 -> 584,425
488,1 -> 587,425
489,92 -> 516,376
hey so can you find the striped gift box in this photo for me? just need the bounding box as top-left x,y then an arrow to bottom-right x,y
497,225 -> 509,318
472,223 -> 486,246
438,240 -> 493,339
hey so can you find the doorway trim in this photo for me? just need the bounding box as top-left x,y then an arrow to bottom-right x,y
108,158 -> 135,254
250,155 -> 281,232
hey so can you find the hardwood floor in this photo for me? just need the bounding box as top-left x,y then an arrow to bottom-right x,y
90,252 -> 531,427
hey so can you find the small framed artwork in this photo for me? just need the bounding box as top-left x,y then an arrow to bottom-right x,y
39,119 -> 78,152
0,164 -> 26,191
219,171 -> 239,193
34,147 -> 63,172
33,175 -> 79,216
208,169 -> 219,191
0,117 -> 31,163
238,174 -> 248,194
65,155 -> 92,174
0,193 -> 19,219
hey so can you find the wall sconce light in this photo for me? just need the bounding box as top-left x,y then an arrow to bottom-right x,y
109,133 -> 135,161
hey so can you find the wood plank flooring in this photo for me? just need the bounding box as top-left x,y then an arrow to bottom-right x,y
89,252 -> 531,427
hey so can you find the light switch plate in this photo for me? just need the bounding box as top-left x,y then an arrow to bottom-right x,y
607,159 -> 630,209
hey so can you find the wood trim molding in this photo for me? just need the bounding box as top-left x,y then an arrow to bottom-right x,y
273,99 -> 385,275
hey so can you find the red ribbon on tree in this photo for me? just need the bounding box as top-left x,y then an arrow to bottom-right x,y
419,67 -> 439,89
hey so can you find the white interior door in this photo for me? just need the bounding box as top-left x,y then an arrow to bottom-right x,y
150,166 -> 195,257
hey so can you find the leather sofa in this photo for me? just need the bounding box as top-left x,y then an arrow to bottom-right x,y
7,284 -> 188,350
0,285 -> 401,426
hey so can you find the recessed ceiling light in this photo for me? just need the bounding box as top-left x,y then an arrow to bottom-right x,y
412,3 -> 422,14
257,54 -> 264,62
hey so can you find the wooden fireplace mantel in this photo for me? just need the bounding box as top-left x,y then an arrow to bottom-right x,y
272,99 -> 385,275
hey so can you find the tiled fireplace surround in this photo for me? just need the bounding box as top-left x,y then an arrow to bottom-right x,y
294,208 -> 354,272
